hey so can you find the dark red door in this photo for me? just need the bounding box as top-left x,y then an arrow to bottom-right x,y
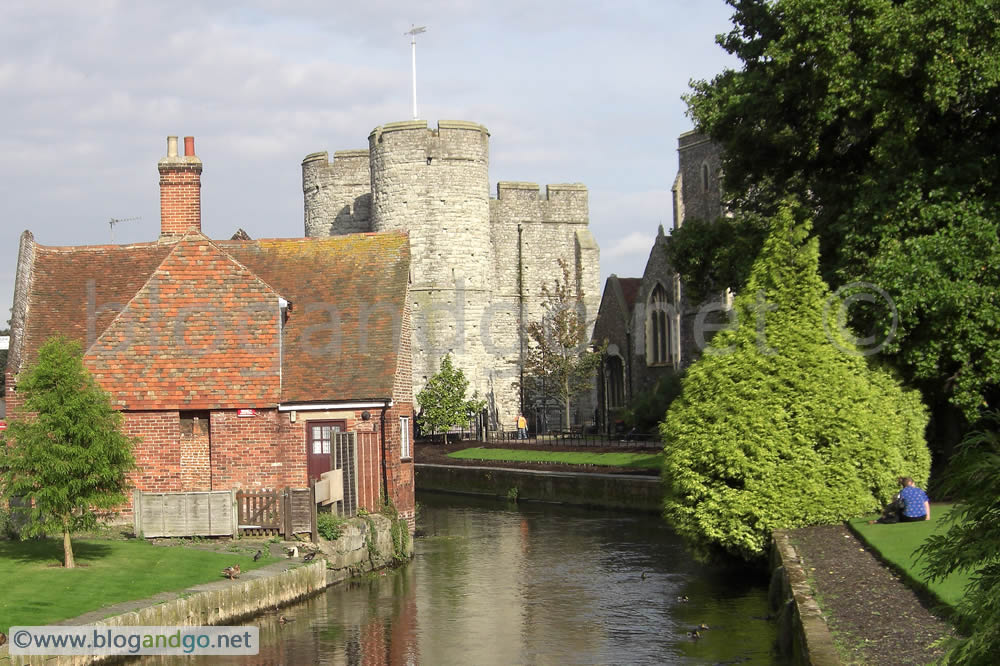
307,421 -> 345,482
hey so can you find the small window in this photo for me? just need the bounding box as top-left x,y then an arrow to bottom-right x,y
400,416 -> 411,459
701,163 -> 710,192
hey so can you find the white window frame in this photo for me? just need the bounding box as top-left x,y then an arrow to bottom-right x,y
400,416 -> 411,459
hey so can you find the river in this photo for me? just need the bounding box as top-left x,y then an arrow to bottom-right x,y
184,491 -> 786,665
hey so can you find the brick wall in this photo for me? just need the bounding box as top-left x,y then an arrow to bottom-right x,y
210,409 -> 304,490
124,411 -> 183,499
179,412 -> 210,491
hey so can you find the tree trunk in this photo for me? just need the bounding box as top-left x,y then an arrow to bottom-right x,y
63,525 -> 76,569
563,377 -> 571,431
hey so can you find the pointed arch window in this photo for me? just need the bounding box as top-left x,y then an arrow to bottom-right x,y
648,284 -> 670,365
701,162 -> 710,192
606,355 -> 625,408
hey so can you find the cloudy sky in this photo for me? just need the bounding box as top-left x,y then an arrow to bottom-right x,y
1,0 -> 737,321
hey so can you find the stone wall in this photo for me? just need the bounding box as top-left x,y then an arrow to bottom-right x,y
769,530 -> 842,665
301,150 -> 371,237
5,231 -> 35,392
318,512 -> 414,581
303,121 -> 602,430
673,131 -> 724,227
415,464 -> 663,512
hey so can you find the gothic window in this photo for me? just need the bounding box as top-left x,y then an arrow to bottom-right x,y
701,162 -> 710,192
606,355 -> 625,409
648,284 -> 670,365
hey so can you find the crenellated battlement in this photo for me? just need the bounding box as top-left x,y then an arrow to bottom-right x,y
368,120 -> 490,168
492,182 -> 588,224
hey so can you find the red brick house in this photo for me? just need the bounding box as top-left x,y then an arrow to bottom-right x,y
4,136 -> 415,527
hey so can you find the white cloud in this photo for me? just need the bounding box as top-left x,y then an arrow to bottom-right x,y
604,232 -> 655,260
0,0 -> 738,309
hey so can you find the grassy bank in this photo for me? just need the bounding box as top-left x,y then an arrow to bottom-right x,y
0,537 -> 272,633
445,447 -> 663,471
848,504 -> 971,609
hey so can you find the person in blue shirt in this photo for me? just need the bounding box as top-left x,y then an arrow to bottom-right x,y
898,477 -> 930,522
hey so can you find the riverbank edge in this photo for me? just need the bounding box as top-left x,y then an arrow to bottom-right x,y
414,462 -> 663,511
770,530 -> 842,665
0,515 -> 411,666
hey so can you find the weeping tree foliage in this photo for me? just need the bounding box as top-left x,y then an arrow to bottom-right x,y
683,0 -> 1000,420
917,410 -> 1000,665
522,260 -> 603,430
661,206 -> 930,562
0,336 -> 137,568
417,354 -> 485,445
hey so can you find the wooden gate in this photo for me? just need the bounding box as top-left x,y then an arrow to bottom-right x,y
236,487 -> 317,541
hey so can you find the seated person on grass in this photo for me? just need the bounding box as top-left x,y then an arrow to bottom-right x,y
898,476 -> 930,522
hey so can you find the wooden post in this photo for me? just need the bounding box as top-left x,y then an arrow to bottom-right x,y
282,487 -> 292,540
230,488 -> 238,537
309,481 -> 319,543
133,489 -> 142,538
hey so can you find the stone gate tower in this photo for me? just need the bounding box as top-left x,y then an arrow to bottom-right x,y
302,120 -> 601,430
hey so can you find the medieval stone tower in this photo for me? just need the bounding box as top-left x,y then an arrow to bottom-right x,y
302,120 -> 601,430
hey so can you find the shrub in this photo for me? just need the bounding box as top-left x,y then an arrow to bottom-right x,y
317,512 -> 347,541
661,206 -> 931,562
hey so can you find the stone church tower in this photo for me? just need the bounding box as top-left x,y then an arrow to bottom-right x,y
302,120 -> 601,430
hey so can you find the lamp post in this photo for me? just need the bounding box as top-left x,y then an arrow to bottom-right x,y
404,25 -> 426,120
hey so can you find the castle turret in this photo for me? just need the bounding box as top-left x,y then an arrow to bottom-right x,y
369,120 -> 493,401
302,149 -> 372,236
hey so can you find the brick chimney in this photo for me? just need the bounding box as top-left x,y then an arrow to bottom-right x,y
158,135 -> 202,238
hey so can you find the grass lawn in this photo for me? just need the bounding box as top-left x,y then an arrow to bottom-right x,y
445,447 -> 664,470
848,503 -> 971,609
0,537 -> 273,634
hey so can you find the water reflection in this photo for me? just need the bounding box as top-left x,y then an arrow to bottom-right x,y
166,492 -> 785,665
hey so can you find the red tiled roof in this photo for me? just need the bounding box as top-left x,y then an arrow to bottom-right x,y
16,231 -> 410,409
220,234 -> 410,404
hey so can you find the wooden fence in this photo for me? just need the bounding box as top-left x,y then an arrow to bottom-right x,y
134,489 -> 236,538
133,487 -> 316,541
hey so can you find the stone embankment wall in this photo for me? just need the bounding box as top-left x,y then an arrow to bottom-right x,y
319,512 -> 413,585
769,530 -> 842,666
415,464 -> 663,512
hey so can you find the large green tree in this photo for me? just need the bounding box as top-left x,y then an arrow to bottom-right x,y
0,336 -> 137,568
522,260 -> 603,431
681,0 -> 1000,421
661,206 -> 930,562
417,354 -> 485,444
918,410 -> 1000,664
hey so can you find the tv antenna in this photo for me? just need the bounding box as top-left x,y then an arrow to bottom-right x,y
109,216 -> 141,242
404,25 -> 426,120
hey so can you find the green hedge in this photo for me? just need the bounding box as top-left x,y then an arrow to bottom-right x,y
662,207 -> 931,562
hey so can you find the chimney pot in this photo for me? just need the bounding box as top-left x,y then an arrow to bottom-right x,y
158,135 -> 202,239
